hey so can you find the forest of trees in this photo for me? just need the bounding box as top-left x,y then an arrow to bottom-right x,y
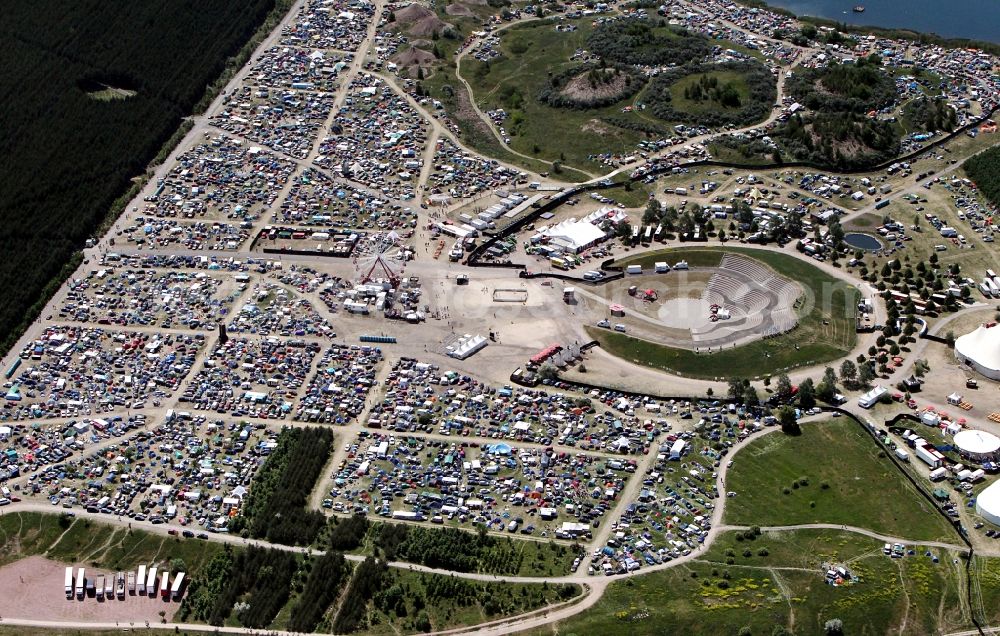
775,111 -> 901,169
332,557 -> 389,633
180,544 -> 297,628
965,146 -> 1000,207
328,513 -> 371,551
0,1 -> 276,356
230,426 -> 333,546
287,551 -> 351,633
786,57 -> 898,113
376,524 -> 543,575
587,19 -> 711,67
904,96 -> 958,133
647,61 -> 776,127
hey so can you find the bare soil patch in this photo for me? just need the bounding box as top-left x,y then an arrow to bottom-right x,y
581,119 -> 612,135
395,4 -> 451,38
561,71 -> 630,102
445,3 -> 474,16
0,556 -> 179,624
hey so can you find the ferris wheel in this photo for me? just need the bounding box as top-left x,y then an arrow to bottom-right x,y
354,231 -> 405,286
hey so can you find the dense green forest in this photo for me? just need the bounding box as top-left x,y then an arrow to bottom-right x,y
180,544 -> 297,628
0,1 -> 275,355
288,551 -> 352,633
965,146 -> 1000,207
230,426 -> 333,545
786,57 -> 898,113
587,19 -> 711,66
775,111 -> 901,169
904,96 -> 958,133
375,523 -> 572,575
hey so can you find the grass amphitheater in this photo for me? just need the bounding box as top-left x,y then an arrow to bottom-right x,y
585,247 -> 859,379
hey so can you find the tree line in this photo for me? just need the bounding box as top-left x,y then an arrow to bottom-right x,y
0,0 -> 274,358
904,96 -> 957,133
587,19 -> 710,67
230,426 -> 333,546
965,145 -> 1000,206
375,523 -> 525,575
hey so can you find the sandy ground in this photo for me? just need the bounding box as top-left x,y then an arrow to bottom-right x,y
0,556 -> 179,624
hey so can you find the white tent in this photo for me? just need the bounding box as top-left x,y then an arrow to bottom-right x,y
978,480 -> 1000,526
956,324 -> 1000,380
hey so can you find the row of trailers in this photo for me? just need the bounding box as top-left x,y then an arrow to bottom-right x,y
65,565 -> 185,601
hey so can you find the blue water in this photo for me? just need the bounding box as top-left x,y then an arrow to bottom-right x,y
761,0 -> 1000,43
844,232 -> 883,251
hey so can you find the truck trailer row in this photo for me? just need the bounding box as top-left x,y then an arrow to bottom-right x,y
65,565 -> 185,601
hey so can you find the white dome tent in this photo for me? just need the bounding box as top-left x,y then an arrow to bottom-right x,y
954,429 -> 1000,460
978,480 -> 1000,526
955,323 -> 1000,380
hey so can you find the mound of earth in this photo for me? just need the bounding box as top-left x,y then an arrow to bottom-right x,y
561,70 -> 630,102
445,3 -> 474,16
394,46 -> 436,70
538,64 -> 645,109
394,3 -> 451,37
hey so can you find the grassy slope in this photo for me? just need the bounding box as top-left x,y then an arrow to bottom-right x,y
724,420 -> 959,542
0,511 -> 223,575
588,247 -> 858,379
462,18 -> 650,172
529,529 -> 970,636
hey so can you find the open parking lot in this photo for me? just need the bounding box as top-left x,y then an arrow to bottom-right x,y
5,327 -> 205,421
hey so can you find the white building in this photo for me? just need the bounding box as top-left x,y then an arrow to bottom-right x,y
978,480 -> 1000,526
956,324 -> 1000,380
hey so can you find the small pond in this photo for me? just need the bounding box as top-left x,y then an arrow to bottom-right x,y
844,232 -> 882,251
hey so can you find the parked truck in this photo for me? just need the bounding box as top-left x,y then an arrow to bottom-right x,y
75,568 -> 86,599
65,567 -> 74,598
159,570 -> 170,599
146,566 -> 158,597
170,572 -> 186,601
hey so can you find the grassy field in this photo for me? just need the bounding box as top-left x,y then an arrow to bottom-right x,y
588,247 -> 858,379
460,18 -> 656,173
528,529 -> 971,636
667,71 -> 751,116
360,569 -> 579,635
724,420 -> 959,542
599,182 -> 652,209
0,511 -> 223,572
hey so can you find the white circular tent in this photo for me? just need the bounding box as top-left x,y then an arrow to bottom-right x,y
955,324 -> 1000,380
978,480 -> 1000,526
954,429 -> 1000,460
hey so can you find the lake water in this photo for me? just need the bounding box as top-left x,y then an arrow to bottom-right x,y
760,0 -> 1000,43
